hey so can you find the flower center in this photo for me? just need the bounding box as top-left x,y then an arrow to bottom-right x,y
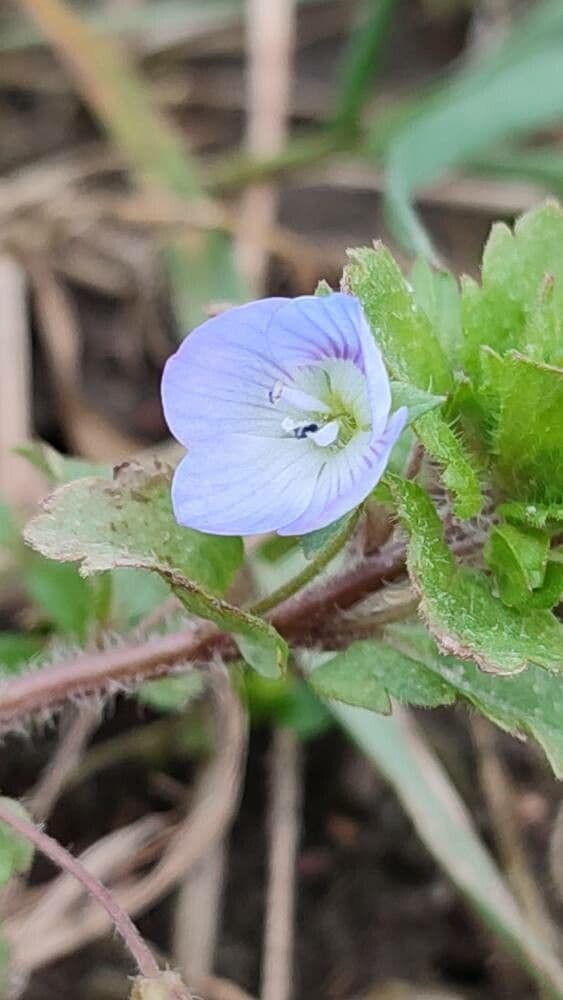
269,360 -> 371,449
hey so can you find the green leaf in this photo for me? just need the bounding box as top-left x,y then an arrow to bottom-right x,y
410,257 -> 462,364
137,672 -> 205,713
0,634 -> 43,675
300,513 -> 352,559
244,673 -> 331,740
381,1 -> 563,260
0,799 -> 34,886
24,559 -> 93,640
342,244 -> 481,517
24,459 -> 286,678
314,278 -> 334,298
343,244 -> 452,393
330,702 -> 563,996
413,408 -> 482,518
385,623 -> 563,779
484,522 -> 550,608
489,352 -> 563,502
111,568 -> 171,628
500,500 -> 563,529
390,381 -> 445,424
310,640 -> 455,713
16,442 -> 108,484
462,202 -> 563,376
389,477 -> 563,674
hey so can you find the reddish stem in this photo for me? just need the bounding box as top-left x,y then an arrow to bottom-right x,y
0,542 -> 407,727
0,798 -> 160,979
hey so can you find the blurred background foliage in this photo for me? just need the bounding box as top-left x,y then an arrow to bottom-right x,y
3,1 -> 563,998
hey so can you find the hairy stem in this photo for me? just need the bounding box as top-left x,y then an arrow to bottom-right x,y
0,541 -> 407,726
0,799 -> 160,979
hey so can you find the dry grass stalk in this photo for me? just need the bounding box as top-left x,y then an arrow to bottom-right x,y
261,728 -> 302,1000
237,0 -> 296,294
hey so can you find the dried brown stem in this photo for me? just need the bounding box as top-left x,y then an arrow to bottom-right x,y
27,703 -> 99,820
0,799 -> 160,979
261,728 -> 302,1000
7,668 -> 247,975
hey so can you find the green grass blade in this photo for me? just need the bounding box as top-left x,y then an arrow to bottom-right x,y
331,0 -> 398,133
332,702 -> 563,998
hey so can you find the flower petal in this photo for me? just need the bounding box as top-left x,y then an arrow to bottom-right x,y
171,433 -> 323,535
161,298 -> 289,446
266,293 -> 392,433
278,406 -> 408,536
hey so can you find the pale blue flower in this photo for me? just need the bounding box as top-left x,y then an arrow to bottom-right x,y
161,293 -> 407,536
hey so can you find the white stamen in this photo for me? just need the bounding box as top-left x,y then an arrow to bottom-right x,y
270,381 -> 331,414
307,420 -> 339,447
281,416 -> 340,447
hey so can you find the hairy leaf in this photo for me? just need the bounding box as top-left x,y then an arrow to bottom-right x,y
310,640 -> 455,713
343,244 -> 452,393
413,408 -> 482,518
462,202 -> 563,376
489,352 -> 563,502
389,477 -> 563,674
24,460 -> 286,677
410,257 -> 462,364
500,500 -> 563,529
343,244 -> 481,516
484,522 -> 550,608
387,623 -> 563,779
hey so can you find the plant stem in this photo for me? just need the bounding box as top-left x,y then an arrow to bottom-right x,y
0,799 -> 160,979
250,510 -> 361,616
0,540 -> 408,726
330,0 -> 399,132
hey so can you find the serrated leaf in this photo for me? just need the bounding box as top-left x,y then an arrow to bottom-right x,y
413,408 -> 482,518
343,244 -> 481,517
489,352 -> 563,502
484,522 -> 550,608
386,623 -> 563,778
310,639 -> 455,713
0,799 -> 34,886
500,500 -> 563,529
462,202 -> 563,376
343,244 -> 453,393
389,476 -> 563,675
410,257 -> 462,364
24,459 -> 286,678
